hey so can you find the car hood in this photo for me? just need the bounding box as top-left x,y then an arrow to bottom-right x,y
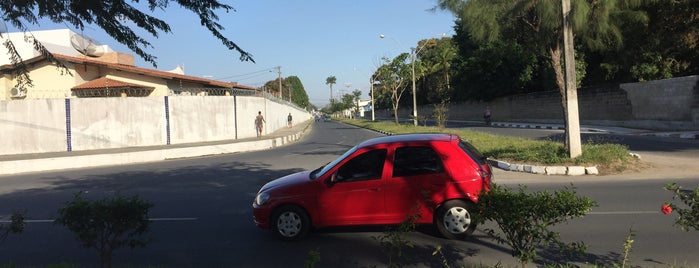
259,170 -> 313,193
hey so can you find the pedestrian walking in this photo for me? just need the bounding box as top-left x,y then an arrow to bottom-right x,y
255,111 -> 266,137
483,105 -> 492,126
287,113 -> 293,128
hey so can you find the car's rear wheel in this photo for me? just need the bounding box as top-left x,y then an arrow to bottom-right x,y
271,205 -> 310,241
435,200 -> 476,240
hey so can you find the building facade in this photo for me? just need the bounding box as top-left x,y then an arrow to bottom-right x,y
0,29 -> 256,100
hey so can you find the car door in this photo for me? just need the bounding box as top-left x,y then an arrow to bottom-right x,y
316,148 -> 389,226
383,144 -> 450,223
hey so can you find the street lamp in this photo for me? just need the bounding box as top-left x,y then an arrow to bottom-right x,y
370,75 -> 375,121
380,34 -> 444,126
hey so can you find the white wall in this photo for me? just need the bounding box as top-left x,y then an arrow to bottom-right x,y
0,95 -> 311,156
0,99 -> 68,154
70,97 -> 165,150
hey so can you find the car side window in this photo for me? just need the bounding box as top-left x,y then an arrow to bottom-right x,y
392,146 -> 444,177
336,149 -> 387,182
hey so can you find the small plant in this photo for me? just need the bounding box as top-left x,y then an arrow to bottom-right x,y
620,226 -> 635,268
373,206 -> 421,268
432,102 -> 449,130
55,192 -> 153,268
474,184 -> 597,268
0,211 -> 25,245
662,182 -> 699,232
431,246 -> 451,268
305,247 -> 321,268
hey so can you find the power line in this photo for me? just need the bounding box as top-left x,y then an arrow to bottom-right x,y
216,67 -> 278,80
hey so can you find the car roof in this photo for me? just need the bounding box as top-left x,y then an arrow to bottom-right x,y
357,133 -> 459,148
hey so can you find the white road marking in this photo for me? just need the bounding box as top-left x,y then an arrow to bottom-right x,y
588,211 -> 659,215
0,217 -> 198,223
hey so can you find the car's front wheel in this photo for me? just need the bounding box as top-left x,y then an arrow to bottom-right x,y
271,205 -> 310,241
435,200 -> 476,240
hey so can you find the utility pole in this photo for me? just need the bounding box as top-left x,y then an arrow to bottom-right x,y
370,75 -> 375,121
277,66 -> 282,98
410,48 -> 418,126
562,0 -> 582,158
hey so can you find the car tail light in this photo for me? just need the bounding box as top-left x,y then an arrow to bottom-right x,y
478,165 -> 492,192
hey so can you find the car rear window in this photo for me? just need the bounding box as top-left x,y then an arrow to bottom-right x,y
458,140 -> 487,166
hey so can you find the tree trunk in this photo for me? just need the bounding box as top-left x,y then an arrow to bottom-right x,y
392,100 -> 400,125
548,44 -> 570,152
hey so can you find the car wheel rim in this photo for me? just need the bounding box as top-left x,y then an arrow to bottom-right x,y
443,207 -> 471,234
277,211 -> 302,237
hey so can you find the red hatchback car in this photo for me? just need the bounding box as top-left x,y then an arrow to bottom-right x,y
252,133 -> 492,240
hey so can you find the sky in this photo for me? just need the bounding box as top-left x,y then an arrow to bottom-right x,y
8,0 -> 457,107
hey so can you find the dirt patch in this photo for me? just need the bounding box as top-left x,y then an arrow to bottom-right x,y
596,157 -> 651,175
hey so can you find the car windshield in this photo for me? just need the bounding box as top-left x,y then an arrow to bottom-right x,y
309,144 -> 360,179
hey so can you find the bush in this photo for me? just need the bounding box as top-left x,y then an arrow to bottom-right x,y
55,193 -> 153,268
0,211 -> 25,245
662,183 -> 699,232
474,184 -> 598,267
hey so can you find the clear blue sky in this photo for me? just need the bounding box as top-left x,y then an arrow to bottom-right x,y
12,0 -> 457,107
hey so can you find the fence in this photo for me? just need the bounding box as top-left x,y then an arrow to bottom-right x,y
373,75 -> 699,131
0,93 -> 312,156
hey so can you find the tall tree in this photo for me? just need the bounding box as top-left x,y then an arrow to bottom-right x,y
419,37 -> 457,103
1,0 -> 253,91
325,76 -> 336,104
436,0 -> 646,157
374,54 -> 411,124
285,76 -> 310,109
584,0 -> 698,83
351,89 -> 363,117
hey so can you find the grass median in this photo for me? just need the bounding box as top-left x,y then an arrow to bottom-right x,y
338,118 -> 636,174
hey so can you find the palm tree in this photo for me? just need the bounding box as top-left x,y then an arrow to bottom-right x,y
325,76 -> 337,103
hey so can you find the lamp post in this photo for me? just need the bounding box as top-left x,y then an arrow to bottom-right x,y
380,34 -> 444,126
370,75 -> 375,121
409,47 -> 418,126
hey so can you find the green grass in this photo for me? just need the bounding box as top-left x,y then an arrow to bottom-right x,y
338,118 -> 635,173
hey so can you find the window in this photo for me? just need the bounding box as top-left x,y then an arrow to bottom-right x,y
336,149 -> 387,182
458,140 -> 487,165
392,146 -> 444,177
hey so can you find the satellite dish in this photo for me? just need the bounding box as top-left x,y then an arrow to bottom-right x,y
70,32 -> 105,57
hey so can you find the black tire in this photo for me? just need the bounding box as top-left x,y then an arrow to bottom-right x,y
434,200 -> 477,240
271,205 -> 310,241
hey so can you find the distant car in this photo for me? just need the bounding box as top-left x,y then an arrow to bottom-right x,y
252,133 -> 492,240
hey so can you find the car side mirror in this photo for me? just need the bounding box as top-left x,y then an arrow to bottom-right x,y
326,172 -> 338,186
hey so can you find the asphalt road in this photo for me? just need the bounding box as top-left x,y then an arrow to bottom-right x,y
0,120 -> 698,267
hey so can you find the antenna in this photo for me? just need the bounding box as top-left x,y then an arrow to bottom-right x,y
70,32 -> 105,57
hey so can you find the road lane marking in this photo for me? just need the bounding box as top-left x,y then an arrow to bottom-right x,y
0,217 -> 198,223
589,211 -> 658,215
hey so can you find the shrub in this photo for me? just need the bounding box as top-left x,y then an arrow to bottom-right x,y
474,184 -> 597,267
0,211 -> 25,245
662,183 -> 699,232
55,193 -> 153,268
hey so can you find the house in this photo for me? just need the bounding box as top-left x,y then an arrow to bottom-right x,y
0,29 -> 256,100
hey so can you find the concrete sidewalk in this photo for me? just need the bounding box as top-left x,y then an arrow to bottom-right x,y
0,121 -> 313,176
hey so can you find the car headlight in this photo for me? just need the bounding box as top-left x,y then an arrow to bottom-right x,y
255,192 -> 270,206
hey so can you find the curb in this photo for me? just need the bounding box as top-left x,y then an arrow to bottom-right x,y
638,132 -> 699,140
0,123 -> 311,176
487,159 -> 598,176
492,122 -> 699,139
491,122 -> 608,133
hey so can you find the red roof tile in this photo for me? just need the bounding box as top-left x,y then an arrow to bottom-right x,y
9,53 -> 259,91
